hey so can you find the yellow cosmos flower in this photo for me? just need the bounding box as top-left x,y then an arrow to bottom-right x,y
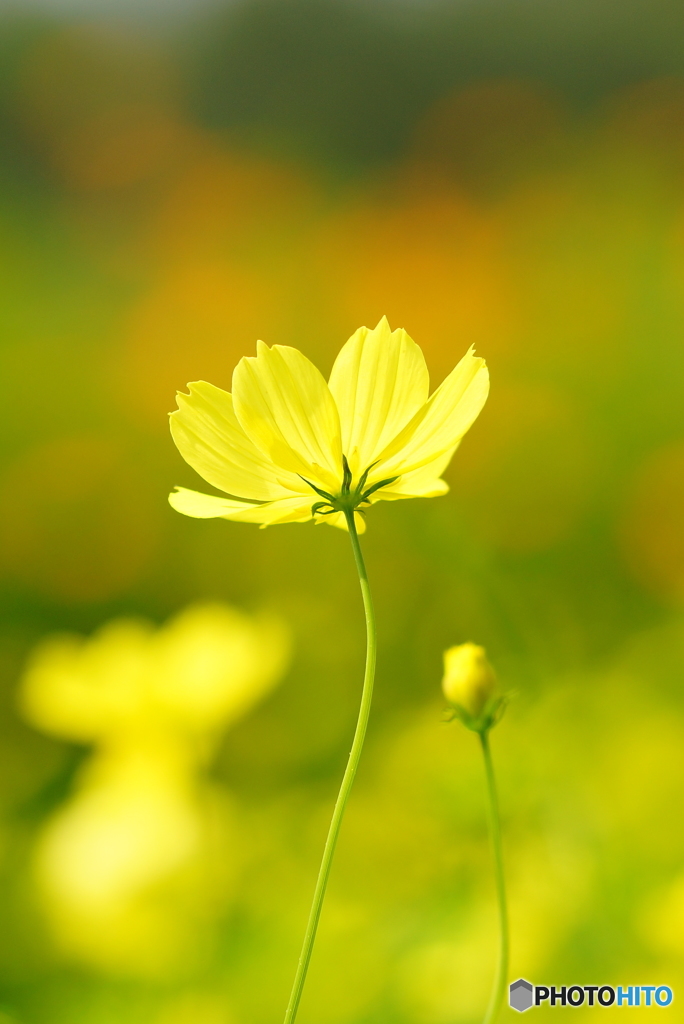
19,604 -> 289,976
168,316 -> 489,532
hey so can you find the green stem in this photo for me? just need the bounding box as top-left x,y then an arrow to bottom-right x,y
479,729 -> 509,1024
283,509 -> 377,1024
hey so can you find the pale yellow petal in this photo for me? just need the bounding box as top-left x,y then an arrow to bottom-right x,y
171,382 -> 304,501
248,496 -> 317,526
318,510 -> 367,534
375,445 -> 457,501
168,487 -> 263,519
169,487 -> 315,527
376,479 -> 449,501
19,623 -> 152,741
328,317 -> 429,476
374,349 -> 489,479
232,342 -> 343,490
155,604 -> 290,730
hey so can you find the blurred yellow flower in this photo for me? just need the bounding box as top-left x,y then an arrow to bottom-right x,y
22,602 -> 289,742
19,603 -> 290,976
168,316 -> 489,532
442,642 -> 497,720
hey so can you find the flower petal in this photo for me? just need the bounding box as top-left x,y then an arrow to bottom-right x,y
328,317 -> 429,476
171,382 -> 304,501
373,348 -> 489,479
317,510 -> 367,533
376,478 -> 449,501
233,342 -> 343,490
169,487 -> 314,526
376,446 -> 457,501
249,496 -> 317,526
169,487 -> 263,518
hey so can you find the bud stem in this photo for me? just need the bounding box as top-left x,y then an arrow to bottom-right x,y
282,509 -> 377,1024
479,729 -> 509,1024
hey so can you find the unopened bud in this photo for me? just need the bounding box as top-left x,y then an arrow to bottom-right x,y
442,643 -> 496,719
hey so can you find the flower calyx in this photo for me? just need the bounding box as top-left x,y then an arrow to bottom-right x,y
302,456 -> 399,520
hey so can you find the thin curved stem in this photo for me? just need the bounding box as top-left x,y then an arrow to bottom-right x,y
283,509 -> 377,1024
479,730 -> 509,1024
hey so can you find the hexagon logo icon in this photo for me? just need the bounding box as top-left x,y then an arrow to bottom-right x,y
509,978 -> 534,1012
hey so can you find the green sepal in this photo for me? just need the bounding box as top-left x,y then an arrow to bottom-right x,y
360,475 -> 399,501
299,477 -> 337,503
355,460 -> 380,495
446,692 -> 512,735
341,455 -> 353,494
300,459 -> 401,517
311,501 -> 334,516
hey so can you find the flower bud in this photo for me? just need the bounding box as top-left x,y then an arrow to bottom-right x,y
442,643 -> 496,719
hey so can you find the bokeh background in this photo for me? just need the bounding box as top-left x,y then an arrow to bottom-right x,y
0,0 -> 684,1020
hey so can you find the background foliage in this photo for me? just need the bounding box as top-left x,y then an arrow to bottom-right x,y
0,0 -> 683,1020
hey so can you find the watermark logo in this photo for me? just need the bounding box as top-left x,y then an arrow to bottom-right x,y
509,979 -> 674,1011
510,980 -> 534,1012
